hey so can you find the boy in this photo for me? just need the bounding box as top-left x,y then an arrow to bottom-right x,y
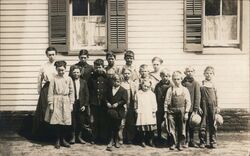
106,74 -> 128,151
139,64 -> 155,91
164,71 -> 191,151
199,66 -> 220,148
154,68 -> 172,140
69,65 -> 92,144
119,50 -> 139,82
105,51 -> 120,78
182,66 -> 201,148
69,49 -> 94,81
88,59 -> 109,143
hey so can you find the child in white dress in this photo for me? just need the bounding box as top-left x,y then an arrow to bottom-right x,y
136,80 -> 157,147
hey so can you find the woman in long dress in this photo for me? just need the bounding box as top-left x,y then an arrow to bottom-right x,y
32,47 -> 57,138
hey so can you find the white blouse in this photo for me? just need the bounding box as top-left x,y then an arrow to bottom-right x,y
37,61 -> 57,93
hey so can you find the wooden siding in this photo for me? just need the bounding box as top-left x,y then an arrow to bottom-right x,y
0,0 -> 249,111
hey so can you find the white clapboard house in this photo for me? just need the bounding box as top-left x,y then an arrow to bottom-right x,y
0,0 -> 249,128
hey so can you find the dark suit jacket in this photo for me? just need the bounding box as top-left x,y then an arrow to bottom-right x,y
106,86 -> 128,118
78,78 -> 89,108
69,62 -> 94,81
88,72 -> 109,106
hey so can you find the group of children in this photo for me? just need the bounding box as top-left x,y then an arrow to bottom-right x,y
33,47 -> 221,151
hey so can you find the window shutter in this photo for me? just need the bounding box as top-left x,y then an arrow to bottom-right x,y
49,0 -> 68,53
184,0 -> 203,52
107,0 -> 127,53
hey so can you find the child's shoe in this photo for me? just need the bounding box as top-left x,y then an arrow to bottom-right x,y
199,143 -> 205,148
148,139 -> 155,147
189,141 -> 198,148
69,132 -> 75,144
77,132 -> 86,144
140,141 -> 146,147
55,138 -> 60,149
61,139 -> 71,148
169,145 -> 175,150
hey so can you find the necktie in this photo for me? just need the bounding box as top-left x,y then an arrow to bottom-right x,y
73,80 -> 77,101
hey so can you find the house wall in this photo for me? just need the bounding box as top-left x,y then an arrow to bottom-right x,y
0,0 -> 249,111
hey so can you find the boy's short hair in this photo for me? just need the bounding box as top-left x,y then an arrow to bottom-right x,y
45,47 -> 57,55
54,60 -> 67,68
111,74 -> 122,82
160,68 -> 171,77
70,65 -> 81,72
139,64 -> 149,71
94,59 -> 104,67
106,51 -> 116,59
185,66 -> 195,72
204,66 -> 215,74
172,70 -> 183,79
79,49 -> 89,57
152,57 -> 163,64
124,50 -> 135,59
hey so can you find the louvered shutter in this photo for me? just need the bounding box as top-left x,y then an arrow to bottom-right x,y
184,0 -> 203,52
107,0 -> 127,53
49,0 -> 68,53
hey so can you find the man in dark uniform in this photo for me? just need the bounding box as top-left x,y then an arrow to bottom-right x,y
69,49 -> 94,81
88,59 -> 110,143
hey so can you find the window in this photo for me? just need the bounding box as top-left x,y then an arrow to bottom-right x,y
184,0 -> 243,52
70,0 -> 106,50
204,0 -> 240,46
49,0 -> 127,54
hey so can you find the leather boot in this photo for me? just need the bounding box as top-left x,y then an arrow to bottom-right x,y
69,132 -> 75,144
106,138 -> 113,151
61,137 -> 71,148
55,137 -> 60,149
77,131 -> 86,144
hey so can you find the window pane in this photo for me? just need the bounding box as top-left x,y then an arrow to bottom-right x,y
205,0 -> 220,16
73,0 -> 87,16
222,0 -> 237,15
90,0 -> 105,15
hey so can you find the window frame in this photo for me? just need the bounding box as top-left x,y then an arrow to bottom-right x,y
68,0 -> 107,54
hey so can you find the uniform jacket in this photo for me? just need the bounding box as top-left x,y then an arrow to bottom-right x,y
69,62 -> 94,81
88,71 -> 109,106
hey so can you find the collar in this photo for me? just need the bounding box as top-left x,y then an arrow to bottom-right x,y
183,76 -> 194,83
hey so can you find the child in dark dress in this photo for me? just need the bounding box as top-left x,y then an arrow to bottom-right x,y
199,66 -> 220,149
106,74 -> 128,151
154,68 -> 172,140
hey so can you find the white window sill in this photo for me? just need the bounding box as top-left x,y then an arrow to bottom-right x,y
202,47 -> 246,55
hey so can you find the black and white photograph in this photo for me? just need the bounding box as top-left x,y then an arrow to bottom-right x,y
0,0 -> 249,155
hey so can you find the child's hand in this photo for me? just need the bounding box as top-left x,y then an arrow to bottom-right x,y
107,103 -> 112,108
184,113 -> 189,121
113,103 -> 118,108
216,107 -> 220,114
49,104 -> 53,112
80,106 -> 85,112
152,112 -> 156,118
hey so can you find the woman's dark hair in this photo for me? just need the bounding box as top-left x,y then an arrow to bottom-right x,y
79,49 -> 89,57
45,47 -> 57,55
54,60 -> 67,69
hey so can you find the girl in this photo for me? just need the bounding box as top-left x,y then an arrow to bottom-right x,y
136,80 -> 157,147
33,47 -> 57,138
199,66 -> 220,149
44,61 -> 74,149
120,68 -> 138,144
150,57 -> 163,85
139,64 -> 155,91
